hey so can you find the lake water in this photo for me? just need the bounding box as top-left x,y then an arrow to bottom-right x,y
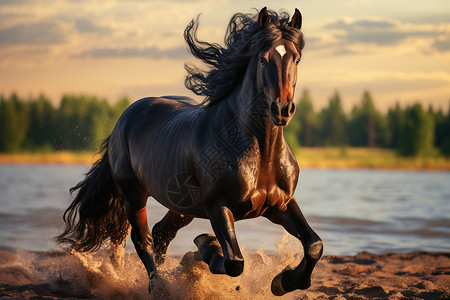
0,164 -> 449,255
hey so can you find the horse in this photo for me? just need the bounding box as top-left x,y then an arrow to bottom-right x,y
56,7 -> 323,296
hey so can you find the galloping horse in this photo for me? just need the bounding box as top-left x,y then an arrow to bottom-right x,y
57,7 -> 323,296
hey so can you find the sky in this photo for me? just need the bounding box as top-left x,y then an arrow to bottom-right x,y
0,0 -> 449,112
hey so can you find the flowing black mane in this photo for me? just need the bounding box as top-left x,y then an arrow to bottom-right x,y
184,8 -> 305,106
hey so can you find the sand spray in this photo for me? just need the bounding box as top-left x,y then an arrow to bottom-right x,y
1,233 -> 331,299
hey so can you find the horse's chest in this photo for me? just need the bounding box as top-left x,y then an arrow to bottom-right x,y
236,161 -> 296,219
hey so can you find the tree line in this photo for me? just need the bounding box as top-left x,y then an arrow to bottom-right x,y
284,90 -> 450,157
0,94 -> 129,152
0,91 -> 449,156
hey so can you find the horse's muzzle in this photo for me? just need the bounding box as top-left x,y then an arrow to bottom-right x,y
270,100 -> 295,126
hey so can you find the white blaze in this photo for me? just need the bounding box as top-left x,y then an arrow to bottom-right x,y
275,45 -> 286,58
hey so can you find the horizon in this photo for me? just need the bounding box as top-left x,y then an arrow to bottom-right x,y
1,0 -> 449,112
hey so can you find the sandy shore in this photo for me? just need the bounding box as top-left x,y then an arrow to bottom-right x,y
0,249 -> 448,299
312,252 -> 449,299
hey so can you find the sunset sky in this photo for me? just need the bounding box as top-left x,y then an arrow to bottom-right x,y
1,0 -> 449,112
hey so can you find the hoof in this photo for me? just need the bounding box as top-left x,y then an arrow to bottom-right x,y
148,272 -> 158,294
194,234 -> 221,252
271,272 -> 287,296
271,266 -> 311,296
194,234 -> 223,266
308,240 -> 324,261
224,259 -> 244,277
194,234 -> 226,274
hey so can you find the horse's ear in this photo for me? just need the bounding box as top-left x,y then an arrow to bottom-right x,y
290,8 -> 302,30
258,7 -> 270,29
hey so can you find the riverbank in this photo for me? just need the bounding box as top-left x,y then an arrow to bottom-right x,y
298,147 -> 450,170
0,151 -> 101,165
1,148 -> 450,170
0,249 -> 448,299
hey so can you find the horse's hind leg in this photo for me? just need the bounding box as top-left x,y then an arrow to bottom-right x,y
128,205 -> 158,293
152,211 -> 194,264
118,179 -> 158,293
264,198 -> 323,296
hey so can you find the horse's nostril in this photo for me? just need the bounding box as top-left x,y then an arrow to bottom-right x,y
289,102 -> 296,116
271,101 -> 279,115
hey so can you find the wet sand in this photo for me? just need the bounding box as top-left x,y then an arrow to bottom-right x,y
0,248 -> 448,299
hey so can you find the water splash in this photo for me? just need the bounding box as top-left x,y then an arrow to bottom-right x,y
0,233 -> 322,300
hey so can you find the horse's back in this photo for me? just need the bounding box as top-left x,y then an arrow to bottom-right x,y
112,95 -> 200,141
120,95 -> 198,121
161,95 -> 202,106
108,96 -> 203,201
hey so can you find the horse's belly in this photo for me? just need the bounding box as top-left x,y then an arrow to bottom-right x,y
148,171 -> 209,218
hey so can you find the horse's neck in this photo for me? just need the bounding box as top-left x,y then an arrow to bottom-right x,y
225,78 -> 286,160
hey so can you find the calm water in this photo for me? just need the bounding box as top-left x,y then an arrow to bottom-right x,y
0,164 -> 449,255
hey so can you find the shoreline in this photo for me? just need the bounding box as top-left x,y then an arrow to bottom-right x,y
1,149 -> 450,171
0,151 -> 101,166
0,249 -> 448,299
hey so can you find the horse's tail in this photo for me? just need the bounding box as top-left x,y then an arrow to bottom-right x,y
56,137 -> 129,252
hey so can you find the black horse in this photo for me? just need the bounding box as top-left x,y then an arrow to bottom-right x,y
57,7 -> 323,296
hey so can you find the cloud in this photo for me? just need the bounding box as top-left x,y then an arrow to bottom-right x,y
328,19 -> 397,31
433,37 -> 450,52
74,18 -> 112,34
73,46 -> 189,59
325,18 -> 444,46
0,22 -> 66,45
0,0 -> 32,5
335,31 -> 415,45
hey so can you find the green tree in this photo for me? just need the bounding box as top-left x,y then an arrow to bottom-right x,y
386,103 -> 403,148
348,91 -> 388,147
52,95 -> 130,151
86,98 -> 112,150
55,95 -> 92,150
318,92 -> 348,146
27,95 -> 56,150
435,103 -> 450,156
398,103 -> 435,156
0,94 -> 30,152
113,97 -> 130,121
297,90 -> 317,146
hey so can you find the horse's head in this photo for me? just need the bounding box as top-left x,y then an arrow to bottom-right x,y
255,7 -> 302,126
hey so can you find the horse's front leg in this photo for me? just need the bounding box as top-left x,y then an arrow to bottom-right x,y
264,198 -> 323,296
195,205 -> 244,277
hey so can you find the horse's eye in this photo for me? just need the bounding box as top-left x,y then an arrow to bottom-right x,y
259,57 -> 267,65
295,58 -> 301,65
